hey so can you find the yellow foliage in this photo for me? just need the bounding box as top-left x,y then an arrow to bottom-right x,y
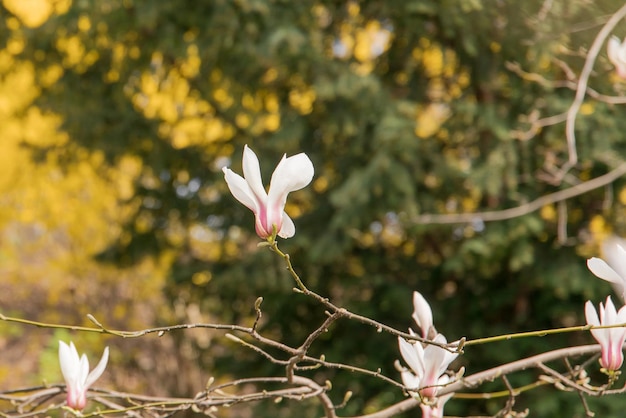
289,86 -> 316,115
414,103 -> 451,138
2,0 -> 54,28
580,102 -> 594,115
540,204 -> 557,222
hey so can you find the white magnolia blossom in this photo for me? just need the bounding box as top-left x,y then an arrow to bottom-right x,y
59,341 -> 109,410
585,296 -> 626,372
608,36 -> 626,79
398,332 -> 458,399
587,236 -> 626,302
412,291 -> 434,339
223,145 -> 314,239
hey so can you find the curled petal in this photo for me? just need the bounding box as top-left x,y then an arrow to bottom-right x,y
278,212 -> 296,239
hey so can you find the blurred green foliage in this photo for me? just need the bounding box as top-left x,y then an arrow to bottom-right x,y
4,0 -> 626,416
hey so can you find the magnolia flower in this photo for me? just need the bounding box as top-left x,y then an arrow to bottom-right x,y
59,341 -> 109,410
585,296 -> 626,372
223,145 -> 314,239
587,237 -> 626,302
412,291 -> 434,339
608,36 -> 626,78
398,332 -> 458,399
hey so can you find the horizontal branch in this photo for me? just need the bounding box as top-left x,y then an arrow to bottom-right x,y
410,163 -> 626,224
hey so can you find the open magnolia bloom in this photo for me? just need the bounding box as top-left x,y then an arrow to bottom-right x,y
223,145 -> 314,239
587,237 -> 626,302
608,36 -> 626,78
59,341 -> 109,410
398,332 -> 458,400
585,296 -> 626,372
412,291 -> 434,339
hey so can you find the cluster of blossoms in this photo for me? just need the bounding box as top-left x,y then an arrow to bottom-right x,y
586,238 -> 626,375
397,292 -> 458,418
222,145 -> 626,416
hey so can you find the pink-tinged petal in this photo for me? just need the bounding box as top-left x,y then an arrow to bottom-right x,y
278,212 -> 296,239
241,145 -> 268,202
223,167 -> 259,213
85,347 -> 109,388
398,337 -> 425,377
587,258 -> 624,285
411,291 -> 434,339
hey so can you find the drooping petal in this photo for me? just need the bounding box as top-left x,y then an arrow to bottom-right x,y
412,291 -> 434,339
587,258 -> 624,285
241,145 -> 268,202
223,167 -> 259,213
85,347 -> 109,388
602,239 -> 626,279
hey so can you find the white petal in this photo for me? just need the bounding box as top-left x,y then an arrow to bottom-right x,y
59,341 -> 78,383
424,334 -> 457,377
277,212 -> 295,238
587,258 -> 625,285
223,167 -> 259,213
398,337 -> 425,377
411,291 -> 434,338
585,300 -> 600,327
269,153 -> 314,196
586,300 -> 608,345
401,369 -> 420,388
267,153 -> 314,216
241,145 -> 268,202
602,239 -> 626,278
85,347 -> 109,388
608,36 -> 621,65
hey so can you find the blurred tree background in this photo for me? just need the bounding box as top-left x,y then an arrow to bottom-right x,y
2,0 -> 626,416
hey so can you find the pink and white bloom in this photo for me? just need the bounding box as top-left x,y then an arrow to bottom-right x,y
412,291 -> 434,339
585,296 -> 626,372
420,376 -> 453,418
398,332 -> 458,399
223,145 -> 314,239
59,341 -> 109,410
608,36 -> 626,78
587,237 -> 626,302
